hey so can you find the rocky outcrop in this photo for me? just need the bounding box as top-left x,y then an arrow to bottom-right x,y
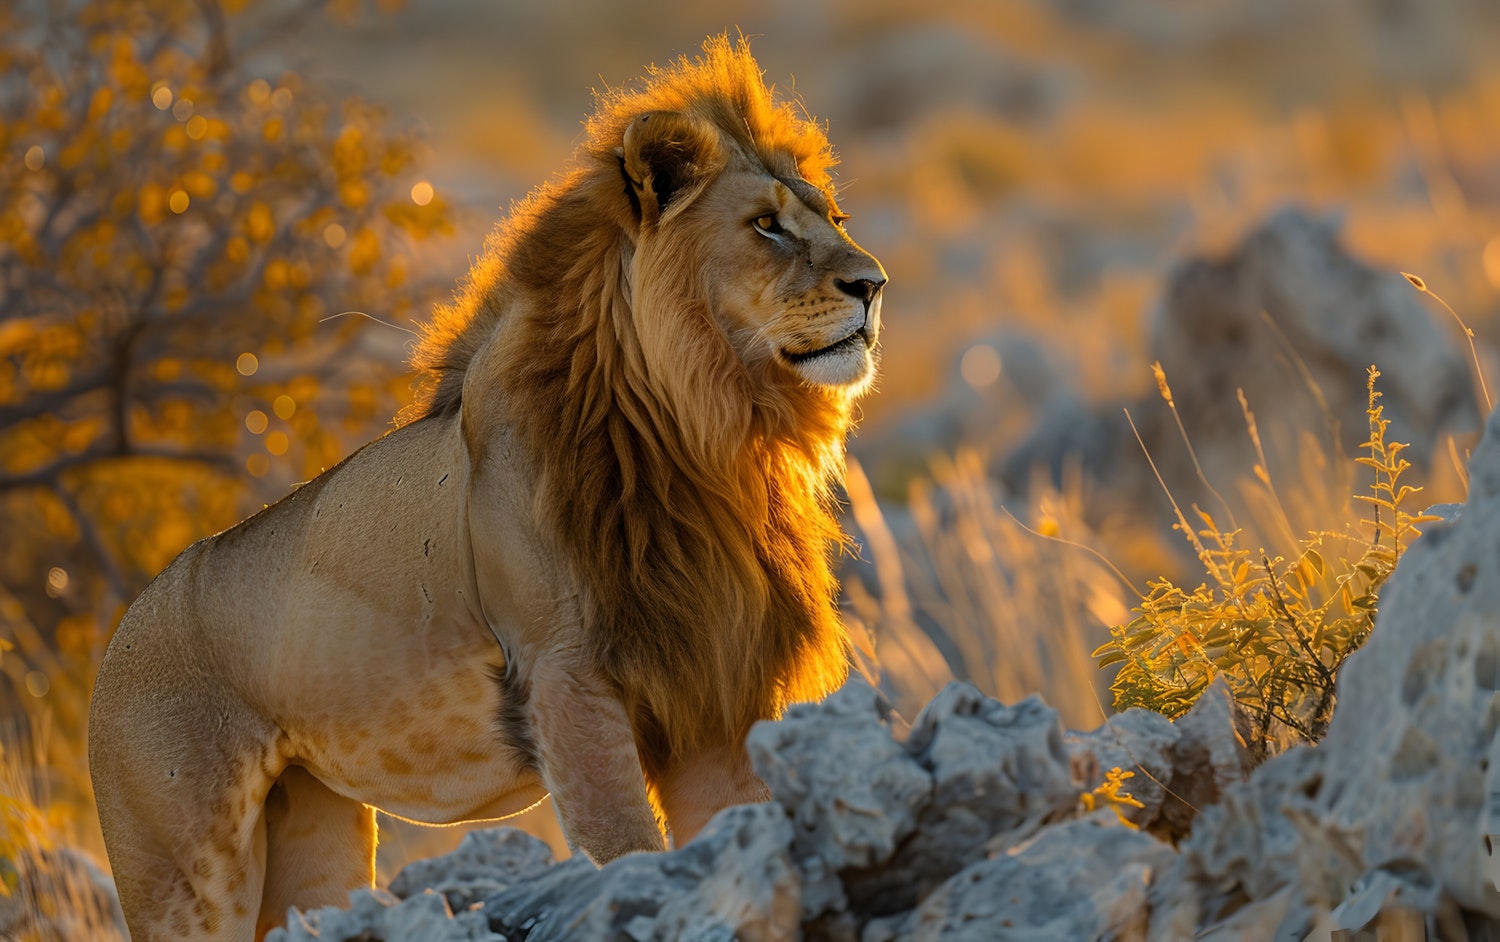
1002,208 -> 1479,549
272,402 -> 1500,941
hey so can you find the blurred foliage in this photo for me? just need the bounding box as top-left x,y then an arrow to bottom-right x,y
1094,367 -> 1437,759
0,0 -> 454,846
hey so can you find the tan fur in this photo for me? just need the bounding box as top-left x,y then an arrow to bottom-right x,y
89,36 -> 885,941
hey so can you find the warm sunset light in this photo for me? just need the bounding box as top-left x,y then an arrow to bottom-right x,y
9,6 -> 1500,939
1485,236 -> 1500,293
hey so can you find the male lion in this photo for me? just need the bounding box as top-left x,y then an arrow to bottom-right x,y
89,35 -> 885,941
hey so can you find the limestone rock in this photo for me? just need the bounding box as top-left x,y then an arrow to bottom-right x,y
267,887 -> 500,942
1154,677 -> 1251,840
746,678 -> 933,921
1066,706 -> 1178,827
388,827 -> 554,912
1314,402 -> 1500,917
864,816 -> 1173,942
845,683 -> 1080,920
481,802 -> 802,942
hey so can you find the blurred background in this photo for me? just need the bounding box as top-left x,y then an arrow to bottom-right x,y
5,0 -> 1500,912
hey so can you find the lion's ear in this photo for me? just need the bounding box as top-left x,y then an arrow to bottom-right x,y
618,111 -> 718,226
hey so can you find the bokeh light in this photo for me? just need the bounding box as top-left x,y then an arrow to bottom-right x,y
45,567 -> 69,597
25,671 -> 50,698
245,410 -> 269,434
410,180 -> 434,206
236,352 -> 259,376
273,395 -> 297,419
960,343 -> 1002,389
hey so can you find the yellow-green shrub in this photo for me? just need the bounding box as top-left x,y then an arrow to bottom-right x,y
1093,367 -> 1438,754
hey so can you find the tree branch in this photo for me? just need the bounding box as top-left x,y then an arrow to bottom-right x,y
0,444 -> 238,493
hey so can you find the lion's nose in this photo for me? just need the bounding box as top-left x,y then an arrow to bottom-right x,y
835,277 -> 886,305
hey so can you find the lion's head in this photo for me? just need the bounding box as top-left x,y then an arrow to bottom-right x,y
406,36 -> 883,764
617,108 -> 886,395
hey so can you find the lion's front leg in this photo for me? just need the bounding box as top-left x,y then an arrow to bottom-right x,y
654,740 -> 770,848
528,659 -> 665,864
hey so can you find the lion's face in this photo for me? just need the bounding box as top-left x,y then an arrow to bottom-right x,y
619,111 -> 886,395
697,160 -> 886,391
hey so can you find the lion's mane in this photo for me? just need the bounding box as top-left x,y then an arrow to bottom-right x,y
401,37 -> 855,782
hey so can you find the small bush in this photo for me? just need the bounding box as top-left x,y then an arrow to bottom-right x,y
1093,367 -> 1438,756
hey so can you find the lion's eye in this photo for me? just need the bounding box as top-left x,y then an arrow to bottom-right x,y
753,214 -> 784,237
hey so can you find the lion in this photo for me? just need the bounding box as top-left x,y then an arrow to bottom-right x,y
88,35 -> 886,941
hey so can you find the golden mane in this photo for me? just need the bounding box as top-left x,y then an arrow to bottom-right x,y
402,35 -> 856,780
404,35 -> 837,422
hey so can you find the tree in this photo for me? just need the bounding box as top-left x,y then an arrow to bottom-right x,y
0,0 -> 454,841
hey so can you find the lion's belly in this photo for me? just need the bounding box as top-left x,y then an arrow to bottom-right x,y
311,721 -> 547,826
277,645 -> 546,825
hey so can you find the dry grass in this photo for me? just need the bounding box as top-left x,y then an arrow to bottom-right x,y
843,452 -> 1128,732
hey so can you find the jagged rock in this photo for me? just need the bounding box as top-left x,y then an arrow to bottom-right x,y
844,684 -> 1080,921
481,803 -> 801,942
1313,403 -> 1500,917
1066,706 -> 1179,827
746,678 -> 933,923
1063,678 -> 1249,841
388,827 -> 554,912
1154,677 -> 1251,840
864,816 -> 1174,942
268,887 -> 500,941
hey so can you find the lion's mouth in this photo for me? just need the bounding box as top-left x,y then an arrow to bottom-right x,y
781,328 -> 871,365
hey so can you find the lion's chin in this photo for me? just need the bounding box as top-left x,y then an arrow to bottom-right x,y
783,336 -> 876,390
